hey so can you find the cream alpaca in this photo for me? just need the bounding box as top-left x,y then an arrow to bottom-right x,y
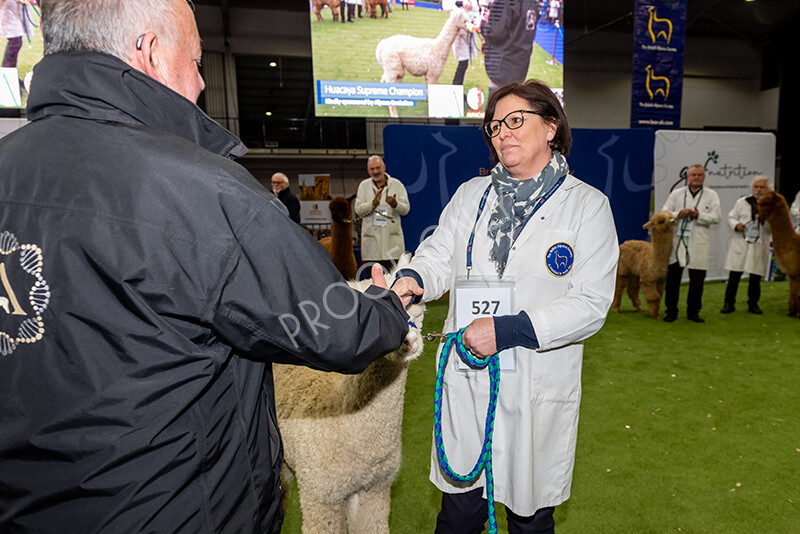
274,255 -> 425,533
375,9 -> 469,117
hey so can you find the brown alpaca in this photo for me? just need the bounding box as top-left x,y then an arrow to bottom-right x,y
311,0 -> 342,22
757,191 -> 800,316
612,211 -> 676,319
319,196 -> 358,280
365,0 -> 388,18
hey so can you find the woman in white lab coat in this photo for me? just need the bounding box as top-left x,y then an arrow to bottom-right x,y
393,80 -> 618,533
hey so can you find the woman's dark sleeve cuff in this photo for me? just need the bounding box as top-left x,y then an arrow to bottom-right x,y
392,268 -> 424,305
494,311 -> 538,351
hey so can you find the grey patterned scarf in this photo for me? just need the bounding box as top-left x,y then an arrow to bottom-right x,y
487,151 -> 570,276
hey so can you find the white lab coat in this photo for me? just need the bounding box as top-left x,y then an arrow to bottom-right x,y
790,192 -> 800,229
354,174 -> 410,261
724,195 -> 771,276
662,186 -> 722,270
407,173 -> 618,514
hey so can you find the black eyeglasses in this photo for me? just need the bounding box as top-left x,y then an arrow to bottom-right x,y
484,110 -> 543,138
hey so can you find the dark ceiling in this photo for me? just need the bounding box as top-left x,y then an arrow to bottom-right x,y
195,0 -> 800,46
194,0 -> 800,149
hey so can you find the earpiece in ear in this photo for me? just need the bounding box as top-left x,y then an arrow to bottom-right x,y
136,34 -> 144,50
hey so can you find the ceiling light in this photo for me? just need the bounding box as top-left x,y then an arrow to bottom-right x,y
265,111 -> 273,116
269,61 -> 277,68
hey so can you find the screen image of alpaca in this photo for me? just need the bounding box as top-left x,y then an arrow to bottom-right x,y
308,0 -> 564,119
0,1 -> 43,109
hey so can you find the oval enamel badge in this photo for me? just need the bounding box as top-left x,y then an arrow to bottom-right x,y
545,242 -> 574,277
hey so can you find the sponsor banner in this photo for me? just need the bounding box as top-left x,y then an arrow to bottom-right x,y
630,0 -> 687,129
654,130 -> 777,280
298,173 -> 332,225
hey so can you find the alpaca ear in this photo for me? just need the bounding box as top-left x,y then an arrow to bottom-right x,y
643,221 -> 652,230
326,194 -> 332,200
347,194 -> 357,204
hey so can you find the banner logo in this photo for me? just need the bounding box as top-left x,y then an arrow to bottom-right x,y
645,65 -> 670,100
545,242 -> 574,277
647,6 -> 673,44
0,231 -> 50,356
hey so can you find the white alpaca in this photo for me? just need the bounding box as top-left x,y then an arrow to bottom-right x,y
275,255 -> 426,534
376,9 -> 469,117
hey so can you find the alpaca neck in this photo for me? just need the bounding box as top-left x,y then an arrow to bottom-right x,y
651,231 -> 673,265
434,15 -> 462,58
340,356 -> 408,413
331,220 -> 353,247
768,206 -> 795,253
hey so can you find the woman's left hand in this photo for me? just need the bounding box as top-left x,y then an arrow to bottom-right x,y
462,317 -> 497,358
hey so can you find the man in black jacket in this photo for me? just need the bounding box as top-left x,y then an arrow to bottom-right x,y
481,0 -> 539,94
0,0 -> 420,532
271,172 -> 301,223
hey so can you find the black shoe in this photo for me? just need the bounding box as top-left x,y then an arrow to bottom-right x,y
721,303 -> 735,314
748,304 -> 763,315
663,313 -> 677,323
687,313 -> 705,323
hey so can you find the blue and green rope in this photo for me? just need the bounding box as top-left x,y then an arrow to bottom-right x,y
433,327 -> 501,534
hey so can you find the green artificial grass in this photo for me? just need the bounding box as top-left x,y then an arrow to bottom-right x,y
308,8 -> 563,118
281,279 -> 800,533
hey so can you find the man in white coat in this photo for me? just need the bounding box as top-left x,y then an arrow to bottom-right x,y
721,176 -> 772,314
354,155 -> 410,272
662,164 -> 722,323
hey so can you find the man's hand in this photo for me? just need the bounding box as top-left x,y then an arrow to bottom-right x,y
735,222 -> 745,232
388,273 -> 424,308
386,193 -> 397,208
462,317 -> 497,358
372,187 -> 384,208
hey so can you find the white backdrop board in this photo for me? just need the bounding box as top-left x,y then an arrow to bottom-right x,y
654,130 -> 776,281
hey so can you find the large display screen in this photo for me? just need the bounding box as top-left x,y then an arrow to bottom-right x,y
309,0 -> 564,119
0,0 -> 42,109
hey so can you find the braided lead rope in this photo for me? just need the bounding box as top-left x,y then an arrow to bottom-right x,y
675,217 -> 691,265
433,327 -> 501,534
343,203 -> 394,224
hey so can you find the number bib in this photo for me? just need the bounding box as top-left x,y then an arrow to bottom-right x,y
453,276 -> 516,372
373,208 -> 389,227
744,221 -> 762,244
679,218 -> 694,237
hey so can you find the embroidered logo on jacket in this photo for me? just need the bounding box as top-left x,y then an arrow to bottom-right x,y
545,242 -> 574,277
0,231 -> 50,356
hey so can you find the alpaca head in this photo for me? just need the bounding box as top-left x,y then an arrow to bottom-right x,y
448,7 -> 470,29
643,210 -> 675,235
346,253 -> 425,364
757,191 -> 788,222
328,196 -> 354,223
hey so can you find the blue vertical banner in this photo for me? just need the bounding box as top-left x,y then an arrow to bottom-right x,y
630,0 -> 687,129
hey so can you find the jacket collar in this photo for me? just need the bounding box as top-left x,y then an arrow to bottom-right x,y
26,51 -> 247,159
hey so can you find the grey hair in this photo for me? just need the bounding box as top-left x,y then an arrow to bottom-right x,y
272,172 -> 289,184
41,0 -> 192,60
751,174 -> 773,191
368,155 -> 384,166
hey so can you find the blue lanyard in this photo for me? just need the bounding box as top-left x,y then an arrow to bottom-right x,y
466,175 -> 566,277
